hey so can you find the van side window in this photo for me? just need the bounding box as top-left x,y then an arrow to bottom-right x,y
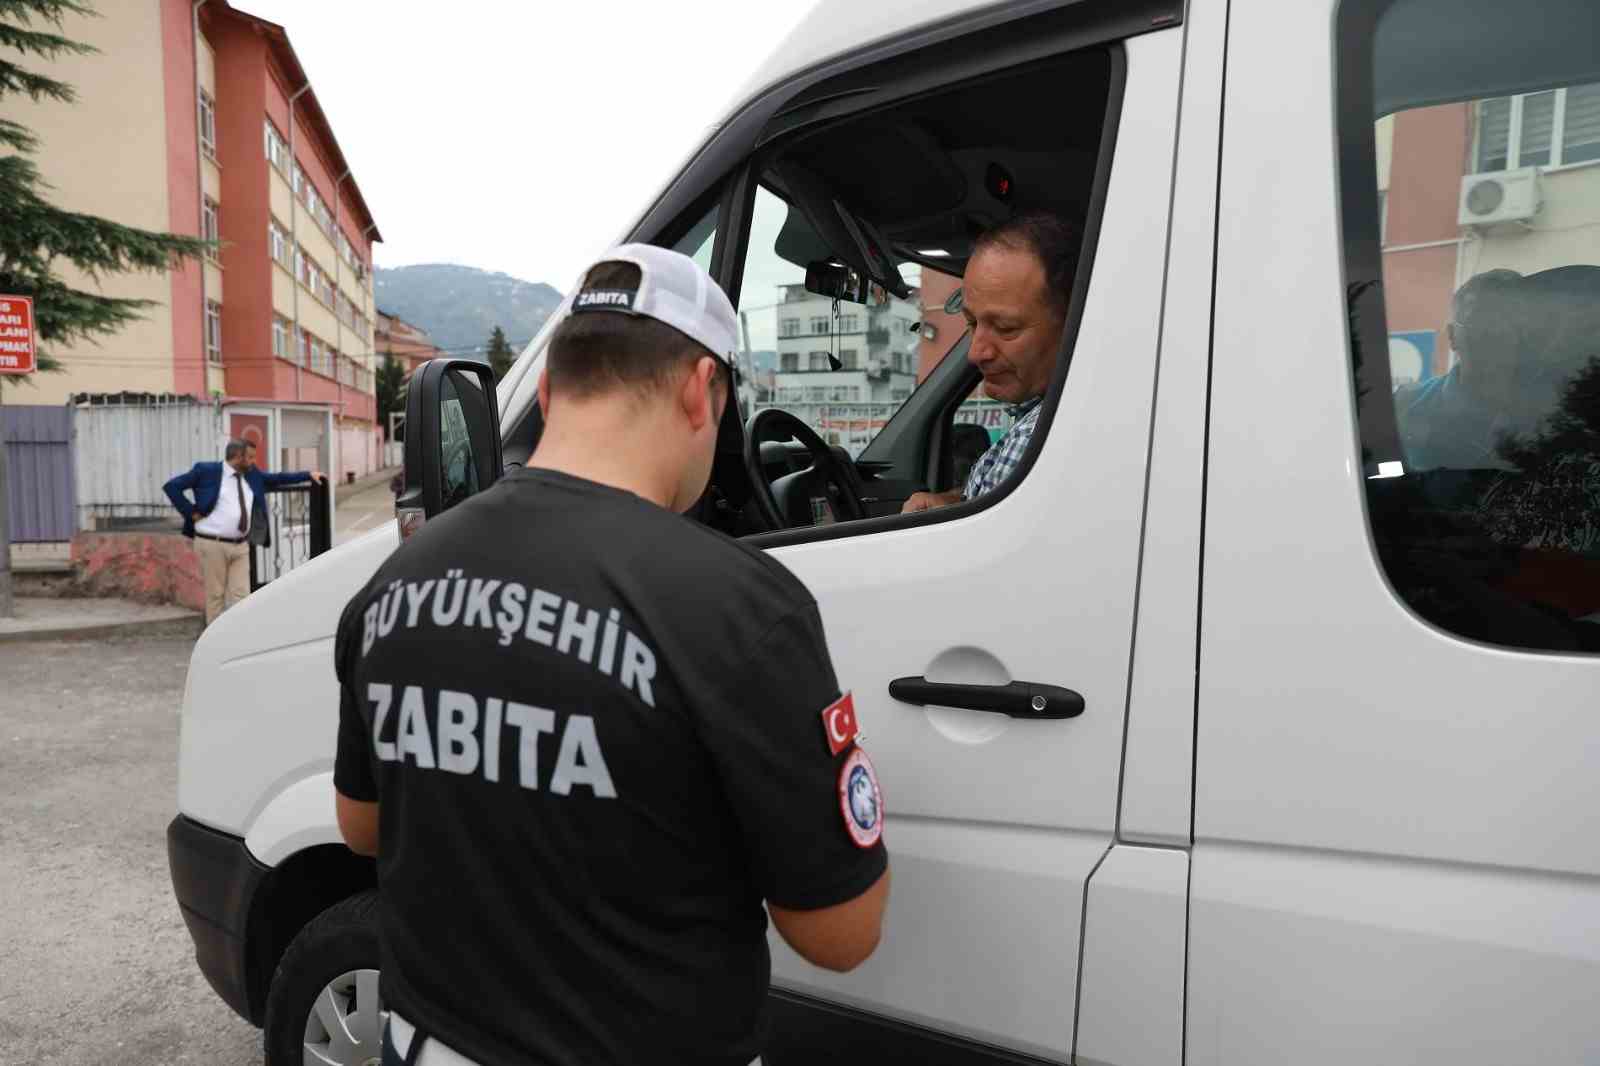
1345,0 -> 1600,653
727,47 -> 1113,537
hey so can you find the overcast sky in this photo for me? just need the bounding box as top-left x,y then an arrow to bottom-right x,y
234,1 -> 819,291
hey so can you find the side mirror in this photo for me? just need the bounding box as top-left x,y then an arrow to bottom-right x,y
396,359 -> 503,539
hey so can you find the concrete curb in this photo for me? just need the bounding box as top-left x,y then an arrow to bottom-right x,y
0,611 -> 204,645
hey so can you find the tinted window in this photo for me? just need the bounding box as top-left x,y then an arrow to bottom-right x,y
1347,0 -> 1600,653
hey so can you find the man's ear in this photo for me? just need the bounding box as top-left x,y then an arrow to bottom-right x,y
680,357 -> 719,432
537,367 -> 551,414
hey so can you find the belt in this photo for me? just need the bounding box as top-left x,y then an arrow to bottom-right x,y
193,531 -> 247,544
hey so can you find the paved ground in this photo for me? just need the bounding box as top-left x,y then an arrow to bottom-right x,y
0,597 -> 201,643
0,628 -> 261,1065
335,467 -> 399,545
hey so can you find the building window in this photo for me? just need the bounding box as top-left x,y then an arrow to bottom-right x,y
810,315 -> 830,333
780,352 -> 799,372
891,388 -> 911,402
291,162 -> 303,197
841,314 -> 861,332
269,219 -> 290,268
807,386 -> 828,402
840,348 -> 858,369
272,315 -> 291,361
201,198 -> 219,260
1475,83 -> 1600,172
204,300 -> 222,364
198,90 -> 216,158
780,317 -> 800,338
264,120 -> 290,173
302,179 -> 336,238
809,351 -> 831,370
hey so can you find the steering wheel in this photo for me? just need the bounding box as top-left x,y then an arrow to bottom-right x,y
743,409 -> 866,530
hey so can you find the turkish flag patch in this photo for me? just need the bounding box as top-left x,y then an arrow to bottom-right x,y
820,691 -> 859,756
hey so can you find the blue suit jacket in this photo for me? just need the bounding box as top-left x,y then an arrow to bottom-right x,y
163,461 -> 313,543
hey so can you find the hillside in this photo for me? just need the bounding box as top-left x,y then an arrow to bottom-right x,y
374,264 -> 563,355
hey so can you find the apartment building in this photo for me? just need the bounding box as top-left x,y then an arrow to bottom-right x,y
375,311 -> 442,376
769,284 -> 920,407
17,0 -> 383,480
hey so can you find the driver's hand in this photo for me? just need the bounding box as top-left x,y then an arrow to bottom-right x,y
901,489 -> 962,515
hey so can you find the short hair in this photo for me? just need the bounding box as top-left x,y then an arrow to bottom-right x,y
224,439 -> 247,461
970,211 -> 1081,320
547,261 -> 722,399
1451,269 -> 1522,328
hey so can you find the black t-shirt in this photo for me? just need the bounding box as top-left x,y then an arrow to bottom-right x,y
333,467 -> 887,1066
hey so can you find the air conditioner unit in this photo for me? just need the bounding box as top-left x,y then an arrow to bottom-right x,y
1458,167 -> 1542,227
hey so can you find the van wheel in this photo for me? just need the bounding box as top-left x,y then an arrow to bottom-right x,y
262,890 -> 385,1066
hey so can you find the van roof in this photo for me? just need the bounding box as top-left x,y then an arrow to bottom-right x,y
730,0 -> 1009,116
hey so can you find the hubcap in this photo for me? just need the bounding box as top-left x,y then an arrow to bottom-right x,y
302,967 -> 385,1066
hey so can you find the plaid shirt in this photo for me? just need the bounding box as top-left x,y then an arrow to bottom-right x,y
963,396 -> 1044,501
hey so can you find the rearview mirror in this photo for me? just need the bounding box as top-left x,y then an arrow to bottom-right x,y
396,359 -> 503,539
805,260 -> 869,305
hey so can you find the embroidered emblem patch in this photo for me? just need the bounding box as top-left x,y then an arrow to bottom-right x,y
838,747 -> 883,849
820,691 -> 859,756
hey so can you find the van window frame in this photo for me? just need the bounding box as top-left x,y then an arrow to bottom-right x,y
716,42 -> 1129,550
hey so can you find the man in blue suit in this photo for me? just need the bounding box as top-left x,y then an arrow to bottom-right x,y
164,440 -> 324,624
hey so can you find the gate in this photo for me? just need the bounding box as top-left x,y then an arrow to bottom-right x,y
1,405 -> 76,542
249,481 -> 332,591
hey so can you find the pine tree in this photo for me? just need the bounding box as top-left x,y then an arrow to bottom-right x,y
376,353 -> 405,438
0,0 -> 212,614
0,0 -> 212,388
486,325 -> 515,382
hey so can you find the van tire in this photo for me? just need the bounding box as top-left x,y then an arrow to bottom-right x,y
262,889 -> 383,1066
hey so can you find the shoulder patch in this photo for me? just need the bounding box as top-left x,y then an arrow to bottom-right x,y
838,747 -> 883,849
820,691 -> 859,756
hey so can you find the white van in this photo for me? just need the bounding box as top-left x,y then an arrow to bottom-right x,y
168,0 -> 1600,1062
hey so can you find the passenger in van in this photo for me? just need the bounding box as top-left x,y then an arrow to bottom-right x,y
1393,268 -> 1555,471
1383,265 -> 1600,641
902,212 -> 1078,512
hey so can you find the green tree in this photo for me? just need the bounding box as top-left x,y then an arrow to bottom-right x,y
0,0 -> 211,615
486,324 -> 515,382
376,353 -> 405,439
0,0 -> 212,388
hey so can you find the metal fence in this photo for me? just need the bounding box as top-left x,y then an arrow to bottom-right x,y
75,401 -> 224,530
249,481 -> 332,591
0,406 -> 76,542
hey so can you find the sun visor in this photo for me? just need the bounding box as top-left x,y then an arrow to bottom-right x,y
771,160 -> 912,300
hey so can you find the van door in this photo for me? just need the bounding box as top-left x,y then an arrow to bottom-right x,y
728,25 -> 1187,1064
1193,0 -> 1600,1061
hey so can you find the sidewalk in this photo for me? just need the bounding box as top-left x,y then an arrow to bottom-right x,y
336,465 -> 400,502
0,597 -> 202,644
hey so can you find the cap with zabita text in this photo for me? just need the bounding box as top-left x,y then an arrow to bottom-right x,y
563,243 -> 739,369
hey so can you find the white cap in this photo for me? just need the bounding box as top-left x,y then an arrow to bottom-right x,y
563,243 -> 739,368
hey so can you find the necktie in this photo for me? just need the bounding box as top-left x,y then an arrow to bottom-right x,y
235,472 -> 247,534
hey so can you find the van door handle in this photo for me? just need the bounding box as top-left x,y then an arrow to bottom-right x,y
888,677 -> 1085,720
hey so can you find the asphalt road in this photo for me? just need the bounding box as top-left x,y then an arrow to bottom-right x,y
335,470 -> 399,545
0,627 -> 261,1065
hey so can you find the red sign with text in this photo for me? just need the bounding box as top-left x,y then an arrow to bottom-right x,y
0,296 -> 36,375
